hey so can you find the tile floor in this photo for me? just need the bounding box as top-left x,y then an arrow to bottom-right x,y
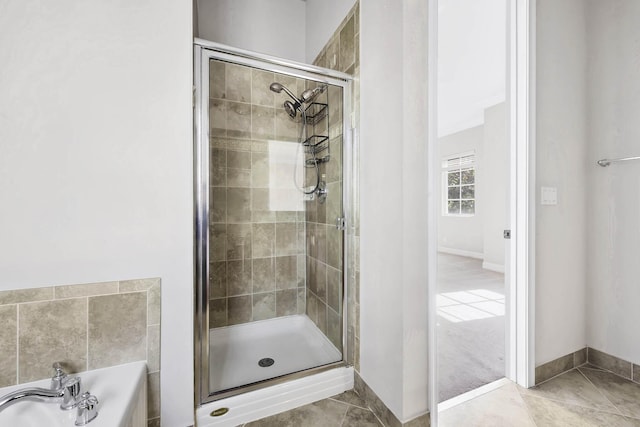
247,364 -> 640,426
440,364 -> 640,426
244,390 -> 383,427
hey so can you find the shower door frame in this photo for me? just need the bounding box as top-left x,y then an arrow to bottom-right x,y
193,39 -> 355,406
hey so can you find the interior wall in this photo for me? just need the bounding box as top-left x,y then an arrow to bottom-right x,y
0,1 -> 194,425
437,104 -> 506,268
305,0 -> 357,63
196,0 -> 306,63
482,103 -> 507,270
360,0 -> 429,422
535,0 -> 588,365
437,126 -> 485,256
437,0 -> 506,137
586,0 -> 640,365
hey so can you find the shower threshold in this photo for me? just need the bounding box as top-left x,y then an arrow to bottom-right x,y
209,314 -> 342,393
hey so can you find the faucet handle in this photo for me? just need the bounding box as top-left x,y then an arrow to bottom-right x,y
51,362 -> 68,390
75,391 -> 99,426
60,376 -> 81,410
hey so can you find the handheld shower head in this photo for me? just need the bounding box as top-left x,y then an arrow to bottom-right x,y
270,82 -> 304,118
269,82 -> 284,93
270,82 -> 302,103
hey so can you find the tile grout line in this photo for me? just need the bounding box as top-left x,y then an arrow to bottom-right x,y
337,403 -> 350,427
533,365 -> 577,387
520,396 -> 541,427
576,367 -> 625,417
523,390 -> 624,418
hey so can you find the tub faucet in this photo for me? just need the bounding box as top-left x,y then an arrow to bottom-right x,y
0,363 -> 82,412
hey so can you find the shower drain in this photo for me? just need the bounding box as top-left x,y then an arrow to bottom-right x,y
258,357 -> 275,367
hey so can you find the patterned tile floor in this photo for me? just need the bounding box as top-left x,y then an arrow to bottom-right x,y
244,390 -> 383,427
246,364 -> 640,426
440,364 -> 640,426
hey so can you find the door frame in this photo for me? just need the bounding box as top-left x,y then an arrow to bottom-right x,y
426,0 -> 536,423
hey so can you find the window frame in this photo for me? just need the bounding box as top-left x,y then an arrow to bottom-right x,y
441,151 -> 476,217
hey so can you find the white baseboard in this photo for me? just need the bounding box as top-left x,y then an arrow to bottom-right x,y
482,262 -> 505,273
438,247 -> 484,259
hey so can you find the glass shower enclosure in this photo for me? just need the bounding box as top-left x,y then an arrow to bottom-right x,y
194,40 -> 354,404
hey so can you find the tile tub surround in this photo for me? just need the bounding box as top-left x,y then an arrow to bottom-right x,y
208,59 -> 310,328
0,279 -> 161,426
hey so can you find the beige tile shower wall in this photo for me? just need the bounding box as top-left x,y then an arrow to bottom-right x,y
208,60 -> 309,328
309,1 -> 360,365
0,279 -> 161,426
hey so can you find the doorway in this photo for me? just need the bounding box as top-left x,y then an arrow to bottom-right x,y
427,0 -> 535,424
436,0 -> 509,405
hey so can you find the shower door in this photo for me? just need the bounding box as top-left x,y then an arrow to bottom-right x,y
194,41 -> 353,404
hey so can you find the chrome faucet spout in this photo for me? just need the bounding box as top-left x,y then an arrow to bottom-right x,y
0,387 -> 64,411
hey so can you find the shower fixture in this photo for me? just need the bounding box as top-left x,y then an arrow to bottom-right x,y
269,82 -> 327,119
269,81 -> 330,200
269,82 -> 303,119
300,85 -> 327,104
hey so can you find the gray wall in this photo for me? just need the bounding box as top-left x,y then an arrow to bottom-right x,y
0,1 -> 193,425
197,0 -> 306,62
535,0 -> 588,365
482,103 -> 508,271
586,0 -> 640,365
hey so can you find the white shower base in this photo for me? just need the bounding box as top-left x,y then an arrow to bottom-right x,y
198,314 -> 351,427
209,314 -> 342,392
197,365 -> 353,427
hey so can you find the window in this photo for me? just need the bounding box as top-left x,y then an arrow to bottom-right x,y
442,153 -> 475,216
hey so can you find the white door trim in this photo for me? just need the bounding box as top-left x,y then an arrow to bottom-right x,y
426,0 -> 439,425
509,0 -> 536,389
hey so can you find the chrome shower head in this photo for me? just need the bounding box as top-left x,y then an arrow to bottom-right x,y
283,101 -> 298,119
270,82 -> 303,118
269,82 -> 284,93
300,85 -> 328,104
270,82 -> 301,103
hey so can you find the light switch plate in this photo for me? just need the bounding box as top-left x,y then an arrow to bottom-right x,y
541,187 -> 557,205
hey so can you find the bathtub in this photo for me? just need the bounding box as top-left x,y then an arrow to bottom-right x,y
0,361 -> 147,427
